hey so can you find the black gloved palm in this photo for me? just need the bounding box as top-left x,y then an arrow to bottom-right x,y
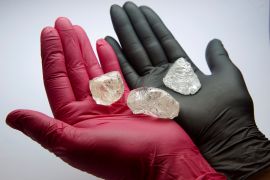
105,2 -> 270,179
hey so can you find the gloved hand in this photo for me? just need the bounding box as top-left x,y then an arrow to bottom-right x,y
105,2 -> 270,179
6,17 -> 225,180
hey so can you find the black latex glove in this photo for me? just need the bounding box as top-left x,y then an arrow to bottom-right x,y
105,2 -> 270,179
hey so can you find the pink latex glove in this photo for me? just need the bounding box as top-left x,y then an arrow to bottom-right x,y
6,17 -> 225,180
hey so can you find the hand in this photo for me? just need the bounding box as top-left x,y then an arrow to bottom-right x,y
105,2 -> 270,179
6,17 -> 224,180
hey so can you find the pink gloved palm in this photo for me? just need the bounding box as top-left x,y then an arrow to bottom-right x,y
6,17 -> 224,180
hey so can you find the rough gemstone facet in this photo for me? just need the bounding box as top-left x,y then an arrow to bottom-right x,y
127,87 -> 180,119
163,57 -> 201,95
89,71 -> 124,105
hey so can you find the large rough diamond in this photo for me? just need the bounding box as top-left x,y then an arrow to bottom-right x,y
89,71 -> 124,105
127,87 -> 180,119
163,57 -> 201,95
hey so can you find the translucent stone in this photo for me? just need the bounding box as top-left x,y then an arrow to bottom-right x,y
127,87 -> 180,119
163,57 -> 201,95
89,71 -> 124,105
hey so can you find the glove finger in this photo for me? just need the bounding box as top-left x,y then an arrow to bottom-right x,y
123,2 -> 168,66
139,6 -> 203,75
41,26 -> 76,115
139,6 -> 188,62
206,39 -> 235,74
96,38 -> 130,92
105,36 -> 140,89
55,17 -> 91,101
73,25 -> 104,79
6,109 -> 72,151
110,4 -> 153,75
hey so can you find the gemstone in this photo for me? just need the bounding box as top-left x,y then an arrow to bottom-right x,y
127,87 -> 180,119
163,57 -> 201,95
89,71 -> 124,105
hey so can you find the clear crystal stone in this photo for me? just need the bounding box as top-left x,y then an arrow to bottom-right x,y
163,57 -> 201,95
89,71 -> 124,105
127,87 -> 180,119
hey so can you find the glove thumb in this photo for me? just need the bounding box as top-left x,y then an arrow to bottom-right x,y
205,39 -> 234,74
6,109 -> 71,151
